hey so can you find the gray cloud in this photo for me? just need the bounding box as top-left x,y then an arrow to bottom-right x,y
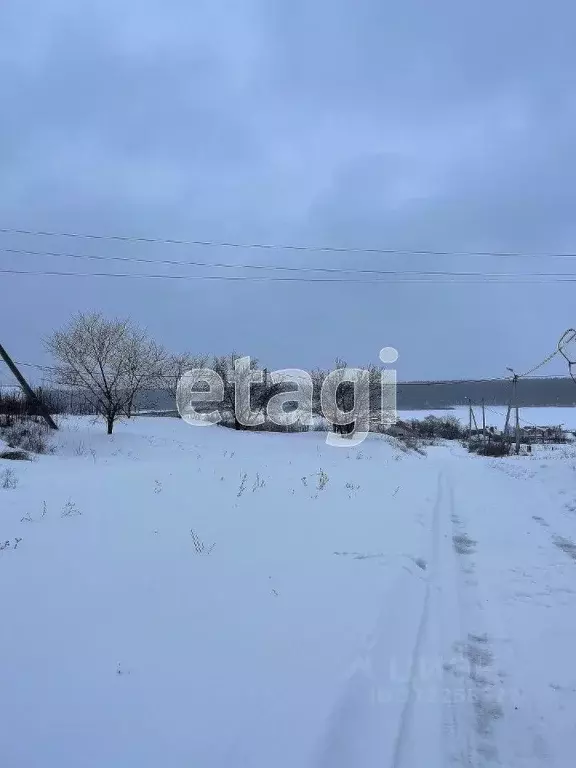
1,0 -> 576,382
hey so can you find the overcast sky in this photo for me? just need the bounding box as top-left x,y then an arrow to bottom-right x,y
2,0 -> 576,383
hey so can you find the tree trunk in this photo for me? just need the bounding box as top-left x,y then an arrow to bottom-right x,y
107,415 -> 114,434
123,392 -> 134,419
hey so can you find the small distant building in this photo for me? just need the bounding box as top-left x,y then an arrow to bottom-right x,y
518,425 -> 567,444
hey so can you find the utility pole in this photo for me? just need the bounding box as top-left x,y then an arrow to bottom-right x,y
504,368 -> 517,450
515,397 -> 521,455
0,343 -> 58,430
482,399 -> 486,444
471,406 -> 479,434
503,402 -> 512,438
505,368 -> 521,454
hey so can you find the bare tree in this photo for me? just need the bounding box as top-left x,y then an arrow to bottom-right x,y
321,359 -> 371,435
122,334 -> 167,418
250,366 -> 288,421
212,353 -> 261,430
46,313 -> 162,434
309,367 -> 328,417
161,353 -> 208,402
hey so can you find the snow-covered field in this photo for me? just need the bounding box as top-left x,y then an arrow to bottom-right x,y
2,417 -> 576,767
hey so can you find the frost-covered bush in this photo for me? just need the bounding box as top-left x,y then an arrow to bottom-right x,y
2,420 -> 53,455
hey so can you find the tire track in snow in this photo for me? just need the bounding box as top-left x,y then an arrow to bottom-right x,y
389,471 -> 443,768
313,472 -> 445,768
447,463 -> 562,767
393,470 -> 510,767
393,472 -> 496,768
452,461 -> 567,767
445,478 -> 503,766
315,454 -> 569,768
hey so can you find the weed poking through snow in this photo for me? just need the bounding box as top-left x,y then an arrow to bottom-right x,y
190,529 -> 216,555
61,499 -> 81,517
1,468 -> 18,489
317,470 -> 329,491
237,473 -> 248,497
74,441 -> 87,457
252,473 -> 266,492
0,538 -> 22,552
268,576 -> 279,597
345,482 -> 360,498
21,501 -> 48,524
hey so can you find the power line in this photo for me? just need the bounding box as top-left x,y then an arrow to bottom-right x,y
9,360 -> 571,384
3,225 -> 576,260
397,375 -> 569,385
5,246 -> 576,280
512,329 -> 576,379
517,347 -> 562,378
4,266 -> 576,285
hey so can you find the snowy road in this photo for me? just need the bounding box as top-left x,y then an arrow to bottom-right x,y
1,419 -> 576,767
317,453 -> 576,768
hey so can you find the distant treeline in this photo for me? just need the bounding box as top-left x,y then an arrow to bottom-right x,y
133,377 -> 576,413
3,378 -> 575,421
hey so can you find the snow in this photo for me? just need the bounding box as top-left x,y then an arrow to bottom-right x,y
1,416 -> 576,766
